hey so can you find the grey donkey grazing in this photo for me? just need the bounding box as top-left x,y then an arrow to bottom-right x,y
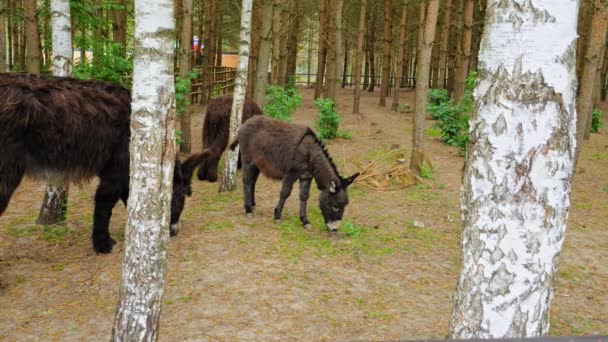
230,116 -> 359,231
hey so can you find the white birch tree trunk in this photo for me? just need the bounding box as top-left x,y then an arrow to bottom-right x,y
219,0 -> 253,193
112,0 -> 176,339
37,0 -> 73,225
450,0 -> 579,338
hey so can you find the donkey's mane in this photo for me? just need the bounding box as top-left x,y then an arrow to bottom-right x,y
304,128 -> 340,178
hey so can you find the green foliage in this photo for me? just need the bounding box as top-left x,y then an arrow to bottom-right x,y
591,108 -> 604,133
263,84 -> 303,122
420,164 -> 433,179
72,42 -> 132,86
337,130 -> 353,140
427,72 -> 477,154
175,70 -> 198,117
314,98 -> 341,141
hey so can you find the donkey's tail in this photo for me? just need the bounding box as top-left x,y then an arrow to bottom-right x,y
229,138 -> 239,151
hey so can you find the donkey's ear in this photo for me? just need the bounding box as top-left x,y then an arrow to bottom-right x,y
181,149 -> 212,181
329,180 -> 338,193
341,172 -> 360,188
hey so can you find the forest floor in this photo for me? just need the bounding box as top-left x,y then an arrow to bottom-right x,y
0,87 -> 607,341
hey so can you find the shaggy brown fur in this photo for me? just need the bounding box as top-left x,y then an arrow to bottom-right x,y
0,73 -> 207,253
231,116 -> 359,231
197,95 -> 262,182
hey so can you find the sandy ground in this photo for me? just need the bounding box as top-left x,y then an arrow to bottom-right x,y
0,87 -> 606,340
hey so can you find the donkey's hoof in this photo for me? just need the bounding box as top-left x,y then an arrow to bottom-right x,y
303,223 -> 312,230
274,219 -> 282,224
246,212 -> 254,219
93,236 -> 116,254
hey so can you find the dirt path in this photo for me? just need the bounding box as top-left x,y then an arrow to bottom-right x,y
0,87 -> 606,340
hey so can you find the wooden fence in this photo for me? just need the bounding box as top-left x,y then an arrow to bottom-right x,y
188,66 -> 237,105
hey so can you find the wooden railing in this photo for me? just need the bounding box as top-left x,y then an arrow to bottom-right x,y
188,66 -> 236,105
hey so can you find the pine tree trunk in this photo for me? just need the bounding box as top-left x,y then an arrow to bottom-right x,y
324,0 -> 337,101
0,0 -> 7,71
431,5 -> 442,88
24,0 -> 40,74
410,0 -> 439,174
219,0 -> 253,192
450,1 -> 579,337
469,0 -> 486,72
576,0 -> 608,161
286,1 -> 301,82
215,10 -> 223,67
178,0 -> 193,153
92,0 -> 104,70
314,0 -> 327,99
368,37 -> 376,91
253,0 -> 273,106
271,0 -> 283,85
379,0 -> 393,106
307,20 -> 313,85
202,0 -> 216,104
111,0 -> 176,338
392,0 -> 408,111
247,0 -> 261,98
341,40 -> 348,88
577,0 -> 593,90
278,4 -> 289,85
37,0 -> 72,226
353,0 -> 366,114
438,0 -> 453,88
453,0 -> 473,101
332,0 -> 343,104
111,0 -> 127,56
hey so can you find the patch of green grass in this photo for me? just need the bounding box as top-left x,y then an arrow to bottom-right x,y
200,220 -> 234,231
15,275 -> 26,284
7,225 -> 38,238
420,164 -> 434,179
348,186 -> 367,201
95,298 -> 113,312
570,318 -> 607,335
405,184 -> 438,203
40,225 -> 69,242
337,130 -> 353,139
557,264 -> 587,284
367,311 -> 392,320
402,222 -> 441,248
573,201 -> 592,210
601,185 -> 608,193
425,126 -> 443,138
319,294 -> 332,303
177,295 -> 193,303
590,152 -> 608,161
50,263 -> 65,272
202,191 -> 242,212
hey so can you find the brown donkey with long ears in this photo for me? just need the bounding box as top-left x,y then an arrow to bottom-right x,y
0,73 -> 209,253
230,116 -> 359,231
197,95 -> 262,182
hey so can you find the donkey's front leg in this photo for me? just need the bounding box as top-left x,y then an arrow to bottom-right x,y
274,173 -> 297,223
298,176 -> 313,229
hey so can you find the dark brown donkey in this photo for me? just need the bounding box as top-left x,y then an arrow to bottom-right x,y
197,95 -> 262,182
230,116 -> 359,231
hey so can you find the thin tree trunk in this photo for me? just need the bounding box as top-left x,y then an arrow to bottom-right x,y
24,0 -> 40,74
220,0 -> 253,192
314,0 -> 327,99
392,0 -> 408,111
111,0 -> 176,338
469,0 -> 486,72
341,40 -> 348,88
0,0 -> 6,71
37,0 -> 73,226
379,0 -> 393,106
576,0 -> 608,161
92,0 -> 104,70
215,9 -> 223,67
450,1 -> 579,337
324,0 -> 337,100
203,0 -> 216,104
111,0 -> 127,56
271,0 -> 282,84
286,1 -> 301,83
368,38 -> 376,91
453,0 -> 473,101
577,0 -> 593,90
278,4 -> 289,85
253,0 -> 273,106
410,0 -> 439,174
431,5 -> 442,88
307,19 -> 313,85
438,0 -> 452,88
332,0 -> 343,104
247,0 -> 261,98
178,0 -> 193,153
353,0 -> 367,114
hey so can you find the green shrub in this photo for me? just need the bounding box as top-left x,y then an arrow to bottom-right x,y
72,43 -> 132,87
263,84 -> 303,122
591,108 -> 604,133
426,71 -> 476,154
314,98 -> 340,141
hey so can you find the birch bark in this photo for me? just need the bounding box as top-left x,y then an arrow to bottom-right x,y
219,0 -> 253,192
450,0 -> 579,337
112,0 -> 176,338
